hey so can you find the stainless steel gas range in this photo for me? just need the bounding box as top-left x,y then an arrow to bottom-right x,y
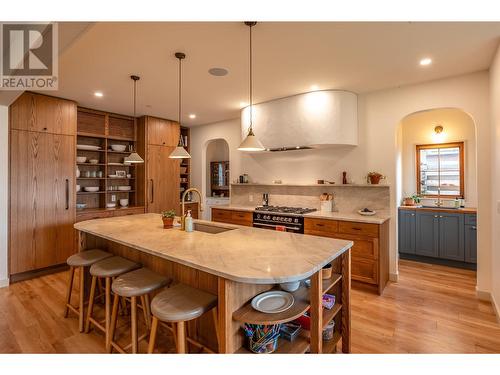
252,206 -> 317,233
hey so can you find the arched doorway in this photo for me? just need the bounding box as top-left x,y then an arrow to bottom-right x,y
202,138 -> 230,220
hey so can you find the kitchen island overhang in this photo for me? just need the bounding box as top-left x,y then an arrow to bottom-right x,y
74,213 -> 352,353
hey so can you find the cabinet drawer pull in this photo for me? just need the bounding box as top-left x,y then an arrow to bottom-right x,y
65,179 -> 69,210
434,215 -> 438,218
472,226 -> 477,230
351,227 -> 362,231
411,213 -> 415,216
315,223 -> 325,227
150,179 -> 154,203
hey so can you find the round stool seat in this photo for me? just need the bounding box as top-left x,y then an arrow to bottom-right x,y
151,283 -> 217,322
90,256 -> 140,278
112,268 -> 168,298
67,249 -> 112,267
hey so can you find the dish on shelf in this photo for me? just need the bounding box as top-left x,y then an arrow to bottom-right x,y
76,203 -> 87,210
280,281 -> 301,292
357,208 -> 376,216
117,186 -> 131,191
76,185 -> 81,192
77,145 -> 101,151
76,156 -> 87,163
110,144 -> 127,152
119,199 -> 129,207
251,291 -> 295,314
89,159 -> 99,164
106,203 -> 117,208
84,187 -> 100,192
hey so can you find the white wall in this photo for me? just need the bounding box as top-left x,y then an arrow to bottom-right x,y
191,71 -> 492,294
0,105 -> 8,287
401,108 -> 477,207
489,46 -> 500,319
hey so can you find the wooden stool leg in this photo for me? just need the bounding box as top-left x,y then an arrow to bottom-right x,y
147,316 -> 159,354
131,296 -> 138,354
176,321 -> 186,354
108,293 -> 120,353
84,275 -> 98,333
140,295 -> 150,330
64,266 -> 75,317
105,277 -> 111,349
144,294 -> 151,329
97,278 -> 105,304
78,266 -> 85,332
212,307 -> 220,350
120,297 -> 128,316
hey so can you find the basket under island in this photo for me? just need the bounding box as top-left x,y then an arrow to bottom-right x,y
74,213 -> 353,354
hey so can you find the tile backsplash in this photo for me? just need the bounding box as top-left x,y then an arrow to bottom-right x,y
230,184 -> 390,213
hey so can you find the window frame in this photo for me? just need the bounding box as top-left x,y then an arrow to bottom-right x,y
416,141 -> 465,199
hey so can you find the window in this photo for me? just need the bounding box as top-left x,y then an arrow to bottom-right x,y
416,142 -> 464,198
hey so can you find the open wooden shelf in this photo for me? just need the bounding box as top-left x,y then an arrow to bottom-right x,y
77,178 -> 106,180
233,286 -> 310,325
77,163 -> 106,166
321,332 -> 341,353
236,330 -> 310,354
323,304 -> 342,328
77,191 -> 106,195
322,273 -> 342,294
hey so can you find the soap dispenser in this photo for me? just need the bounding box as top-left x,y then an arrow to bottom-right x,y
185,210 -> 194,232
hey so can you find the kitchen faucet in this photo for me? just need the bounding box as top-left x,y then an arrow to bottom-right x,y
181,188 -> 204,230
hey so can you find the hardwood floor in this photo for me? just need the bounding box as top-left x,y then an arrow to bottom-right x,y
0,260 -> 498,353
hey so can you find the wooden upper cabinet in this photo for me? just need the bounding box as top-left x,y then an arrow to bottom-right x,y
147,116 -> 180,146
10,92 -> 76,136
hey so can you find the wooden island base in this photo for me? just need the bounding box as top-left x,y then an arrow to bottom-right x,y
78,231 -> 351,354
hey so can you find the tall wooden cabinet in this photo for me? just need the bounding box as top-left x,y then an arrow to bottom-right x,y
9,92 -> 77,277
137,116 -> 181,214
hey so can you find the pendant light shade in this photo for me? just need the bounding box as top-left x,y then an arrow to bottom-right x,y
238,21 -> 265,152
128,75 -> 144,163
169,52 -> 192,159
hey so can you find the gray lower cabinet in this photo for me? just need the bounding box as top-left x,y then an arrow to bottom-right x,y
438,213 -> 464,261
415,211 -> 440,258
464,223 -> 477,263
399,208 -> 476,264
398,209 -> 416,254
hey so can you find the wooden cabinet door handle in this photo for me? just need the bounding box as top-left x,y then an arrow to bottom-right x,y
150,179 -> 154,203
352,227 -> 362,231
65,179 -> 69,210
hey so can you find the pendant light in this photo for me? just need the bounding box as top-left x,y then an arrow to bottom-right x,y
124,75 -> 144,164
238,21 -> 265,152
169,52 -> 192,159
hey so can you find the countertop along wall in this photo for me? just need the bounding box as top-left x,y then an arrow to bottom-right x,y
0,105 -> 8,287
189,71 -> 493,294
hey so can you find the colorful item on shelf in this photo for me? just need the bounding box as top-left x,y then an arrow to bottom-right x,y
242,324 -> 282,354
322,321 -> 335,341
279,322 -> 302,342
322,294 -> 336,310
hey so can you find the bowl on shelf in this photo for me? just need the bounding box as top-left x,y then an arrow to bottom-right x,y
110,144 -> 127,152
89,159 -> 99,164
76,203 -> 87,210
117,186 -> 131,191
280,281 -> 301,292
76,156 -> 87,163
106,203 -> 117,208
76,185 -> 81,192
84,186 -> 100,192
119,199 -> 129,207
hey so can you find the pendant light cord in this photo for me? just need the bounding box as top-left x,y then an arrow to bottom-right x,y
133,78 -> 136,118
249,23 -> 253,132
178,56 -> 182,128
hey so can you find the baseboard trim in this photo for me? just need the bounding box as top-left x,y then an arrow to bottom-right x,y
0,278 -> 9,288
492,294 -> 500,323
475,287 -> 491,302
389,272 -> 399,282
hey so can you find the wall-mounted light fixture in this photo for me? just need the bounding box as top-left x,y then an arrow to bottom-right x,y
432,124 -> 445,143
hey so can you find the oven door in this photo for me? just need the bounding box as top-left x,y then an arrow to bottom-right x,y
252,222 -> 302,233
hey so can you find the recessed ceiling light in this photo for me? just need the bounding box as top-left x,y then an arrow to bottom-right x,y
419,58 -> 432,66
189,114 -> 196,119
208,67 -> 229,76
94,91 -> 103,97
310,84 -> 319,91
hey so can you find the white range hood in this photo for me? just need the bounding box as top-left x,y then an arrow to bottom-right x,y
241,90 -> 358,151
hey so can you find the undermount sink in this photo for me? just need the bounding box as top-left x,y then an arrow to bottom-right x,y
193,222 -> 235,234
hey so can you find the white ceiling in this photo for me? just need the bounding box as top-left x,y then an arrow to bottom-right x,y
2,22 -> 500,126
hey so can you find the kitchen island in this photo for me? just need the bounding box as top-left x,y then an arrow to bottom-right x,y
74,213 -> 352,353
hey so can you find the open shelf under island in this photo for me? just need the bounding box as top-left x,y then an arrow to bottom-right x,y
74,213 -> 352,353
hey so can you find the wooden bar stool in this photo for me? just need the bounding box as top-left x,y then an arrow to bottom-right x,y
109,268 -> 169,354
85,256 -> 141,351
64,249 -> 112,332
147,283 -> 219,354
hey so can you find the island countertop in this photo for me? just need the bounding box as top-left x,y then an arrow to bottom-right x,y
74,213 -> 352,284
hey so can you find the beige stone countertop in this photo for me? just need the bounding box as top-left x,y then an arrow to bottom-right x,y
74,213 -> 352,284
211,205 -> 391,224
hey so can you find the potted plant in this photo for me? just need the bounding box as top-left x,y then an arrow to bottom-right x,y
403,196 -> 415,206
161,210 -> 176,229
367,172 -> 385,185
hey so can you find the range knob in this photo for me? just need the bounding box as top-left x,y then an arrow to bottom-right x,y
287,218 -> 292,222
256,214 -> 261,219
272,217 -> 277,221
294,218 -> 299,223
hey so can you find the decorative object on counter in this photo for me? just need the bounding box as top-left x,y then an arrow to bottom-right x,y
322,263 -> 333,279
89,159 -> 99,164
184,210 -> 194,232
251,290 -> 295,314
358,208 -> 376,216
76,203 -> 87,210
403,196 -> 416,206
342,171 -> 348,185
238,22 -> 266,152
367,171 -> 385,185
322,294 -> 336,309
169,52 -> 192,159
161,210 -> 176,229
76,156 -> 87,163
119,199 -> 129,207
279,280 -> 300,292
243,323 -> 281,354
110,144 -> 127,152
322,320 -> 335,341
320,193 -> 334,212
279,322 -> 301,342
